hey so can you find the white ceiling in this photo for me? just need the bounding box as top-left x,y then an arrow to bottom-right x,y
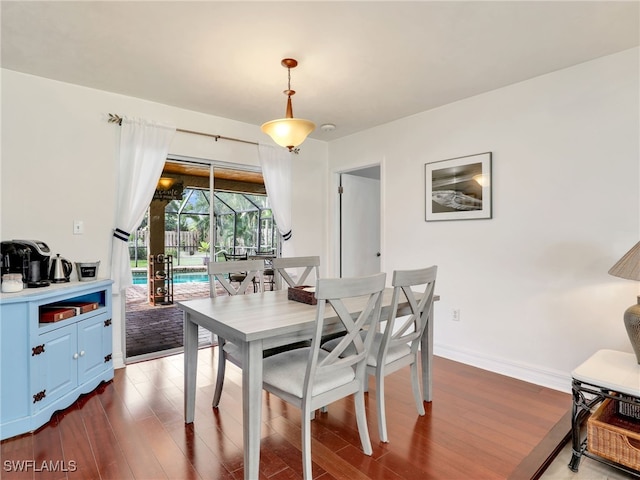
2,1 -> 638,142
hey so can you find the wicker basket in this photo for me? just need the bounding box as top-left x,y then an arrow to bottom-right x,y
588,398 -> 640,471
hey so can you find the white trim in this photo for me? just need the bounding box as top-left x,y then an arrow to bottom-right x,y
434,342 -> 572,393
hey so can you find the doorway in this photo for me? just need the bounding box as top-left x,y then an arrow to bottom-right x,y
339,165 -> 381,277
124,158 -> 272,362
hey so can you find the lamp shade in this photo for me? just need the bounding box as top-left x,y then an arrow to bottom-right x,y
261,118 -> 316,151
609,240 -> 640,363
609,241 -> 640,281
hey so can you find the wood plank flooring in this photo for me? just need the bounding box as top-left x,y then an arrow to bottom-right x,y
1,349 -> 571,479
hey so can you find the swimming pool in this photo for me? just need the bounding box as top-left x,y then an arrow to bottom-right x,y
132,272 -> 209,285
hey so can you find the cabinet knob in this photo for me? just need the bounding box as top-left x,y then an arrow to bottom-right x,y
80,350 -> 85,357
73,353 -> 79,359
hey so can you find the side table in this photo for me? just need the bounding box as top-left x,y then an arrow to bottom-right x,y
570,349 -> 640,476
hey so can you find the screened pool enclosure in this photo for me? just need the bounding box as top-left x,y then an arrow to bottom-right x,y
129,187 -> 277,267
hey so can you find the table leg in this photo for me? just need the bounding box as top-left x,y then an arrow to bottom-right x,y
184,311 -> 198,424
569,381 -> 592,472
242,340 -> 263,480
569,392 -> 583,472
421,304 -> 434,402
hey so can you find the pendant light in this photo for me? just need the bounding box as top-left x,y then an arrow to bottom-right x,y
261,58 -> 315,152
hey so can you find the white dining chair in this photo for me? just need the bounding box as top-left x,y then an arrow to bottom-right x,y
272,255 -> 320,289
207,259 -> 264,297
208,259 -> 265,407
261,272 -> 386,479
322,265 -> 437,443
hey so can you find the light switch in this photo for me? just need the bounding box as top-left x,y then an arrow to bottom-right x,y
73,220 -> 84,235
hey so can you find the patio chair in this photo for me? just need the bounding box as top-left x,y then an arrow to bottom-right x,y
262,272 -> 386,479
252,249 -> 276,291
321,265 -> 437,442
222,251 -> 252,290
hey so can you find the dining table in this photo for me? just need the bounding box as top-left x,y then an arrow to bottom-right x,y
178,288 -> 437,480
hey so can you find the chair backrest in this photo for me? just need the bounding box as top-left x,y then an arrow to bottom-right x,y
207,259 -> 264,297
378,266 -> 437,364
305,272 -> 386,398
223,252 -> 248,261
253,249 -> 275,256
272,256 -> 320,288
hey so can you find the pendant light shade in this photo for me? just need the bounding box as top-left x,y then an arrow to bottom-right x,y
261,118 -> 315,150
261,58 -> 315,151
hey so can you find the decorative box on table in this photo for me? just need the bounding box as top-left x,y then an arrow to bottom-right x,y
288,286 -> 317,305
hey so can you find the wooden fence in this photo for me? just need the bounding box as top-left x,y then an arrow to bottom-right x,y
131,230 -> 201,250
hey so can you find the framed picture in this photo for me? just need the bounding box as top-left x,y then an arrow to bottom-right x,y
425,152 -> 492,221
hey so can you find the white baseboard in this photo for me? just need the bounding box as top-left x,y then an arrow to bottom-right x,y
113,351 -> 125,369
433,343 -> 572,394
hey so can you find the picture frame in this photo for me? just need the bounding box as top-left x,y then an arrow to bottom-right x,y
425,152 -> 492,221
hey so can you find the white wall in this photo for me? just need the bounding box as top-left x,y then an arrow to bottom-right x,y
3,48 -> 638,392
327,48 -> 640,392
0,69 -> 328,367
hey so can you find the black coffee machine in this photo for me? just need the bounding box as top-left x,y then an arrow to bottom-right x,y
1,240 -> 51,287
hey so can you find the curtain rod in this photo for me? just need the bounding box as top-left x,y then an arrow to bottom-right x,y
107,113 -> 259,147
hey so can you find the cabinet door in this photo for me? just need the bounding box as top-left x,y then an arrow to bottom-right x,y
1,303 -> 30,425
77,315 -> 107,383
31,324 -> 77,411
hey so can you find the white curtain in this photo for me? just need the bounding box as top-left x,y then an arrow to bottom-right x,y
258,144 -> 293,255
111,117 -> 176,292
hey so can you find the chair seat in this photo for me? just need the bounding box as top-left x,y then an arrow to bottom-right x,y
321,332 -> 411,367
263,348 -> 356,398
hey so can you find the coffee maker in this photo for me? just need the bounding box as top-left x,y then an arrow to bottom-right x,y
1,240 -> 51,287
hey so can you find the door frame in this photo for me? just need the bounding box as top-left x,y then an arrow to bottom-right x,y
122,155 -> 265,363
332,162 -> 384,278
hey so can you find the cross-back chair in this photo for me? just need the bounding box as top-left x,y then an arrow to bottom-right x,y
261,272 -> 386,479
207,259 -> 266,407
207,259 -> 264,297
322,265 -> 437,443
272,255 -> 320,289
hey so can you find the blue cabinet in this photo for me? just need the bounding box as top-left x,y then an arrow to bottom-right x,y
0,280 -> 113,440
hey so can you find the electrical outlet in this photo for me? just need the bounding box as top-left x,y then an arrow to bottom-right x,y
452,309 -> 460,321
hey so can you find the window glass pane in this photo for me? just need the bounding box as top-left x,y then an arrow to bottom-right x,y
130,170 -> 277,268
216,191 -> 256,212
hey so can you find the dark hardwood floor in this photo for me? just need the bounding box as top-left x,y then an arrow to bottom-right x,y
1,349 -> 571,479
